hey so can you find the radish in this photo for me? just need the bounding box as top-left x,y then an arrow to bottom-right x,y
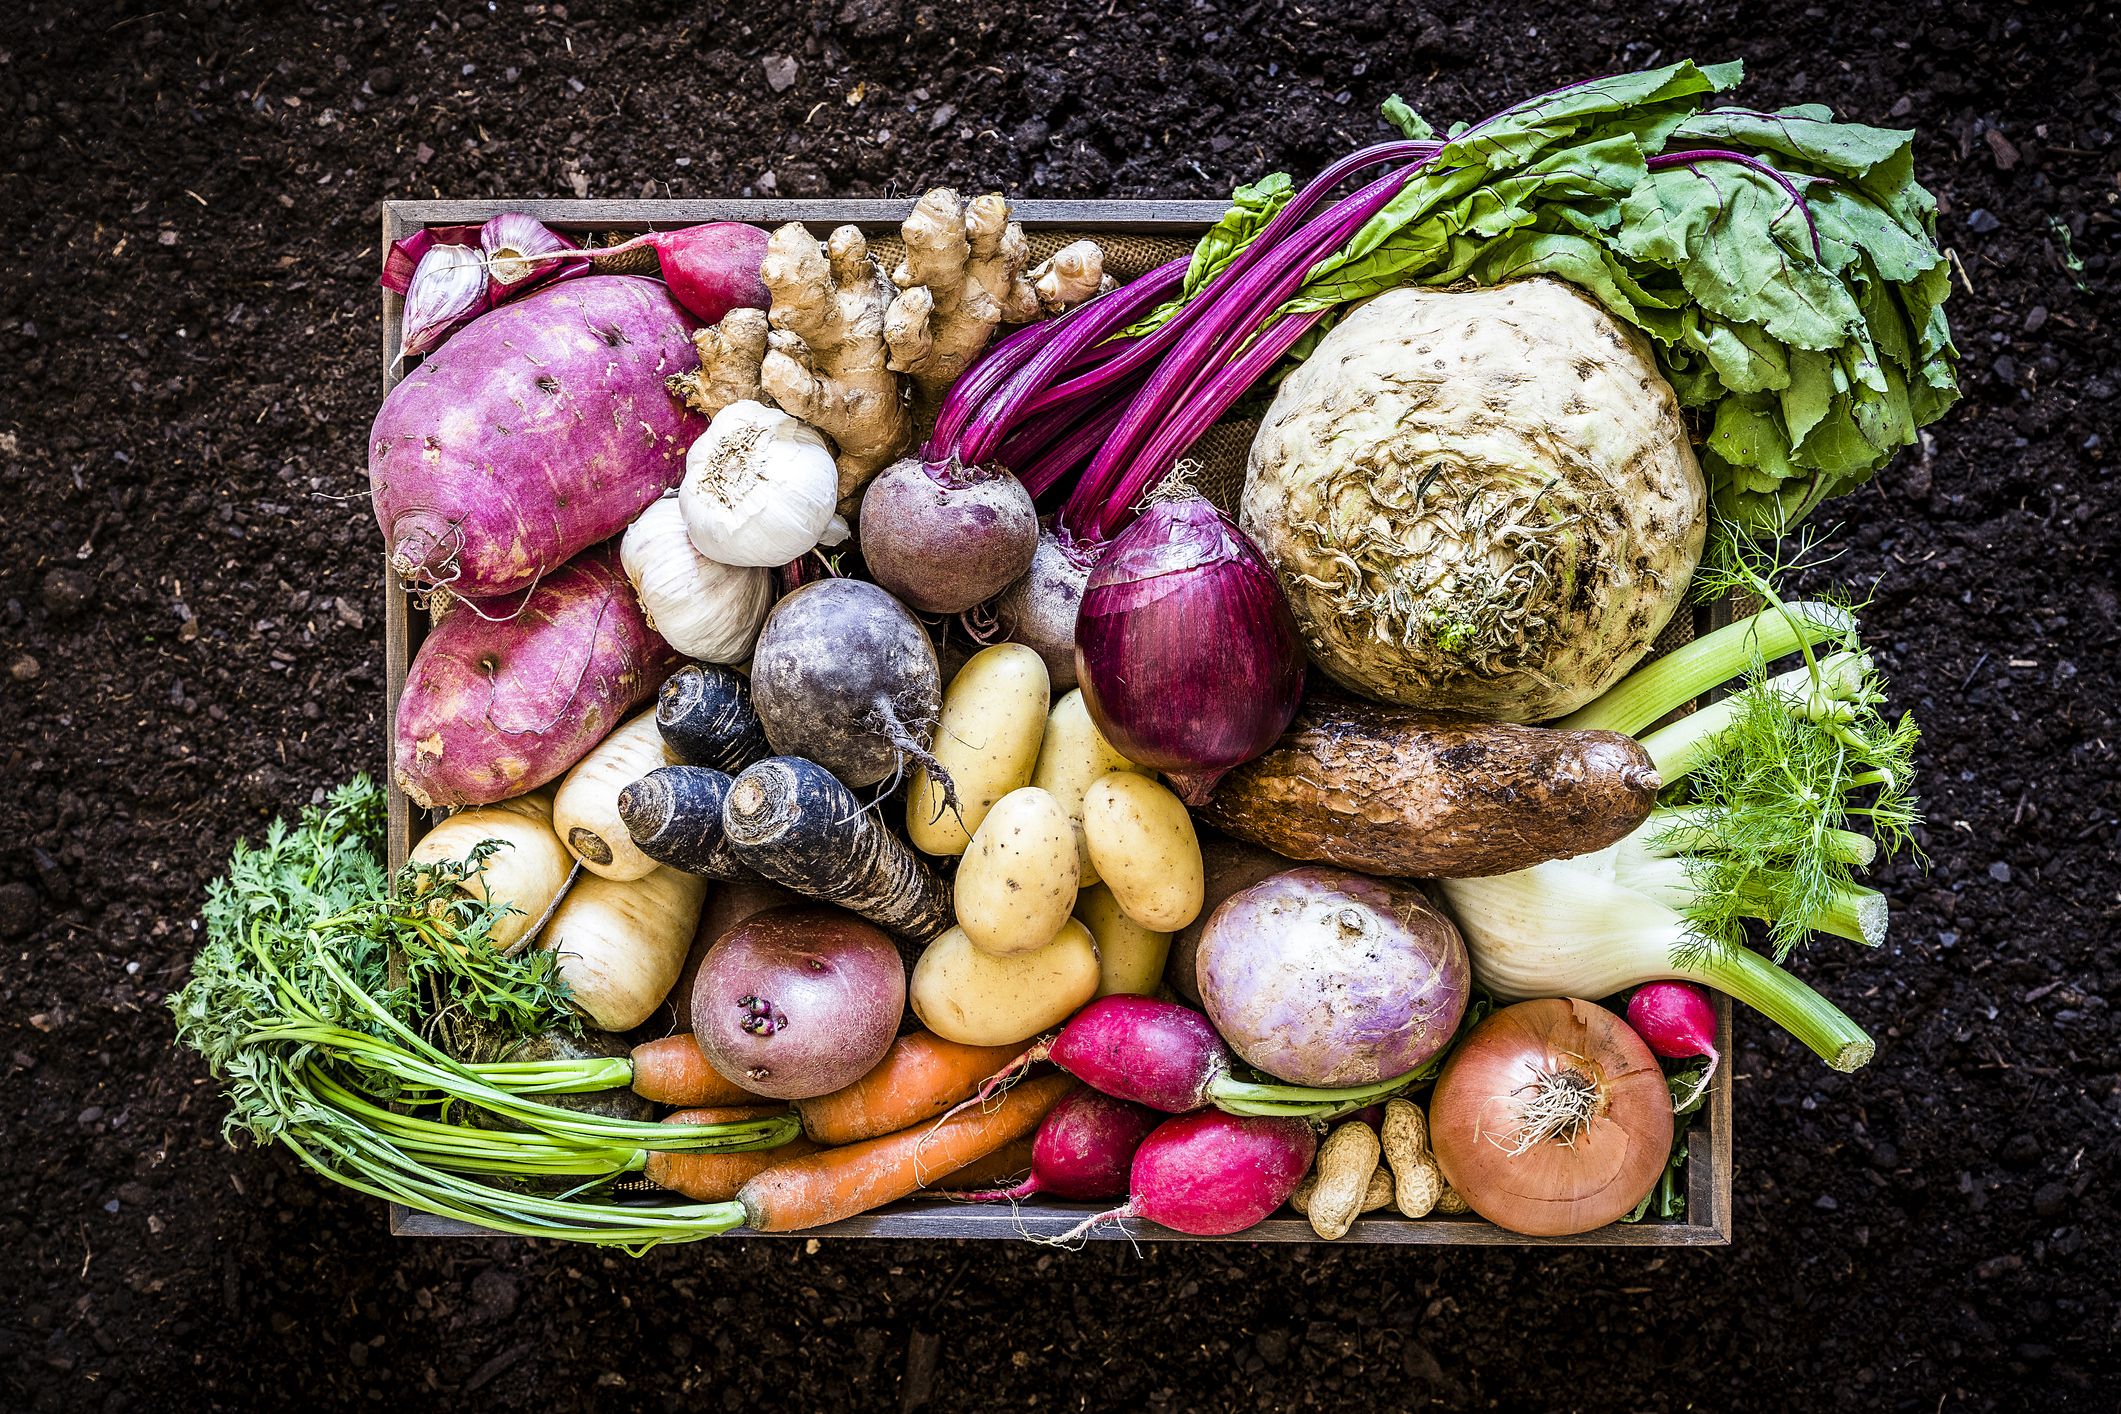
1058,1110 -> 1316,1239
520,222 -> 771,325
1007,995 -> 1431,1118
1627,981 -> 1721,1111
956,1087 -> 1160,1204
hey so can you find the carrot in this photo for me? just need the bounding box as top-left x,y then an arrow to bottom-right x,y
629,1035 -> 762,1107
738,1073 -> 1075,1232
796,1031 -> 1027,1145
644,1107 -> 822,1201
925,1134 -> 1035,1192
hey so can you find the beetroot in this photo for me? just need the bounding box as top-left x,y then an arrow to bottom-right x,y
858,455 -> 1039,615
691,905 -> 905,1100
370,276 -> 703,598
392,545 -> 682,810
958,1087 -> 1160,1203
1064,1110 -> 1316,1239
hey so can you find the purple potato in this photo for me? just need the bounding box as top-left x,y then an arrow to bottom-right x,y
1195,867 -> 1470,1087
691,904 -> 905,1100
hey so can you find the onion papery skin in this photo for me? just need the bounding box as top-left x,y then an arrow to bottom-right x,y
1428,998 -> 1674,1236
1074,497 -> 1305,805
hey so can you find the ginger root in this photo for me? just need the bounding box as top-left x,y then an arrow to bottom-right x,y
884,189 -> 1042,402
757,223 -> 914,502
667,306 -> 767,418
1030,239 -> 1115,314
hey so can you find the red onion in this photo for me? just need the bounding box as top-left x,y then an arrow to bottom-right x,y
1075,494 -> 1304,804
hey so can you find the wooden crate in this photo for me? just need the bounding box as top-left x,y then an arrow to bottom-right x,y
379,198 -> 1735,1246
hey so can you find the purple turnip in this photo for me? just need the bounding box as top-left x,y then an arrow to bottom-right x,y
993,520 -> 1096,690
957,1086 -> 1160,1204
1195,867 -> 1471,1088
858,455 -> 1039,615
690,904 -> 905,1100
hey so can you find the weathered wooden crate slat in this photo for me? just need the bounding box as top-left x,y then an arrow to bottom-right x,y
379,198 -> 1734,1246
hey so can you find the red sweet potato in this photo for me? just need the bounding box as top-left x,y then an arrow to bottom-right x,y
370,275 -> 705,599
394,545 -> 684,809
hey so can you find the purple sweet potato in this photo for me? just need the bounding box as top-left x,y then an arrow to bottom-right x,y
370,275 -> 705,598
394,544 -> 684,810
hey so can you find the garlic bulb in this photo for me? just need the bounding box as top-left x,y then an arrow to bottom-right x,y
680,400 -> 847,567
620,493 -> 774,663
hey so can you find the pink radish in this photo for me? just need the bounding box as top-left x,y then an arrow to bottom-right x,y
957,1087 -> 1160,1203
956,996 -> 1423,1123
519,222 -> 771,324
1058,1110 -> 1316,1239
1627,981 -> 1721,1111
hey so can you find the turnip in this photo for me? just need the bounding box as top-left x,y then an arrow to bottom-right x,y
1058,1110 -> 1316,1239
956,1087 -> 1160,1203
691,904 -> 906,1100
1195,867 -> 1471,1087
993,521 -> 1096,691
748,578 -> 947,790
393,545 -> 682,810
369,276 -> 704,599
857,455 -> 1039,615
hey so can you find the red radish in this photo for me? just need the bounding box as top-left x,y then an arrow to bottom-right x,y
1628,981 -> 1721,1111
957,1087 -> 1160,1203
521,222 -> 771,324
1058,1110 -> 1316,1239
962,996 -> 1425,1121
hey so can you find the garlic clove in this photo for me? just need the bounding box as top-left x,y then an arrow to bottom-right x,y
480,212 -> 588,305
398,242 -> 489,362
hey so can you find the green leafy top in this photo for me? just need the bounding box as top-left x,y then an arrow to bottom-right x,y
1163,60 -> 1959,531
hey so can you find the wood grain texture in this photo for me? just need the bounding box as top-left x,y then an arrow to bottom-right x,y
380,199 -> 1735,1247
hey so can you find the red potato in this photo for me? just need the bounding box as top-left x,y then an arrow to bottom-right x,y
370,275 -> 705,599
393,545 -> 683,810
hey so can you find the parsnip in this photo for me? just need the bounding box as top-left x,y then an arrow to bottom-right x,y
407,789 -> 573,952
538,866 -> 708,1031
554,709 -> 681,881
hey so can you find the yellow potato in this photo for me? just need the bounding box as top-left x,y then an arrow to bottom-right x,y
1075,883 -> 1173,998
1082,773 -> 1204,931
1030,689 -> 1145,886
908,644 -> 1051,856
910,920 -> 1101,1047
956,787 -> 1078,957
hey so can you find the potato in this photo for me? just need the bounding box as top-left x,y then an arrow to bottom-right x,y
956,788 -> 1078,957
907,644 -> 1051,856
1082,773 -> 1203,931
1030,689 -> 1144,886
1074,884 -> 1171,998
910,920 -> 1100,1047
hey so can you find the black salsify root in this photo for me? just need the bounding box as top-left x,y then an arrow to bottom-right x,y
872,695 -> 963,829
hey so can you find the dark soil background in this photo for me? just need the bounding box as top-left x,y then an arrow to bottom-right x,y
1,1 -> 2115,1409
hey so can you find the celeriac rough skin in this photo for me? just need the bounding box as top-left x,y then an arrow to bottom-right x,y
1242,278 -> 1707,721
369,275 -> 703,598
392,545 -> 681,810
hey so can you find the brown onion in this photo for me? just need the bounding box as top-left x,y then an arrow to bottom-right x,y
1428,998 -> 1673,1236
